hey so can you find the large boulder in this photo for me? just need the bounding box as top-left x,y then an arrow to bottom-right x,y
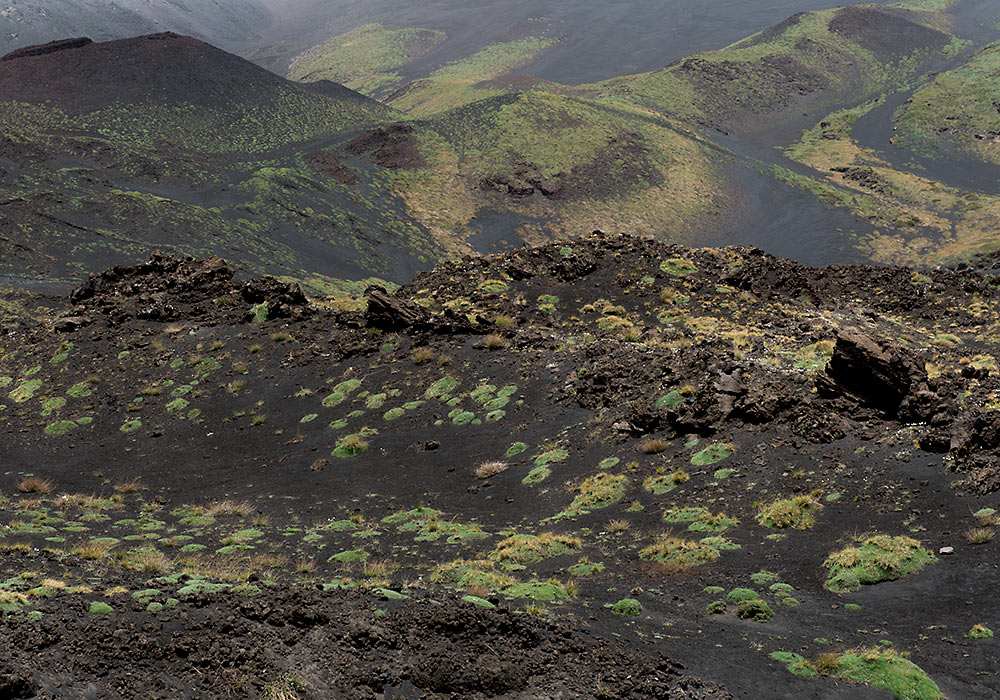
365,287 -> 477,335
817,329 -> 926,415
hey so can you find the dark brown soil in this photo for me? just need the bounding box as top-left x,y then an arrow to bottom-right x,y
65,253 -> 310,326
676,52 -> 836,130
0,33 -> 381,115
0,33 -> 242,112
344,123 -> 427,170
305,150 -> 360,185
828,6 -> 950,60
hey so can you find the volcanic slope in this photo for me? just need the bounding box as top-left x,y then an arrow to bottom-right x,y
0,33 -> 390,146
1,233 -> 1000,697
580,2 -> 964,136
893,40 -> 1000,165
0,33 -> 441,288
279,0 -> 1000,267
279,2 -> 972,260
2,1 -> 997,291
376,91 -> 729,250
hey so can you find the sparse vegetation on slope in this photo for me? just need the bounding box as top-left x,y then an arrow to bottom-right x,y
288,23 -> 447,98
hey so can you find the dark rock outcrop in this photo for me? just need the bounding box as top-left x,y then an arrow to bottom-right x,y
242,277 -> 310,320
67,253 -> 309,327
365,287 -> 433,331
817,330 -> 926,414
365,287 -> 477,334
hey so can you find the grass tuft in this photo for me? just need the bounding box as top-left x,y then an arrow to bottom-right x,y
483,333 -> 510,350
204,500 -> 254,518
965,527 -> 994,544
757,493 -> 822,530
824,535 -> 934,593
818,648 -> 942,700
490,532 -> 582,568
639,437 -> 670,454
72,539 -> 118,560
17,476 -> 53,494
639,535 -> 721,568
475,461 -> 509,479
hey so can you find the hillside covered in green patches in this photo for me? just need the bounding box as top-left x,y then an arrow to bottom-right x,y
386,90 -> 725,246
287,23 -> 448,99
6,2 -> 1000,698
581,2 -> 965,133
0,34 -> 439,287
3,1 -> 1000,287
894,41 -> 1000,163
280,0 -> 1000,269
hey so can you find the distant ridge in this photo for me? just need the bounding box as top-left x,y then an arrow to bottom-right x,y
1,37 -> 94,61
0,32 -> 387,117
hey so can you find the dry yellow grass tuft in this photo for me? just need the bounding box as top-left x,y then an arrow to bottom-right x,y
72,539 -> 118,560
475,461 -> 509,479
204,500 -> 254,517
17,476 -> 53,494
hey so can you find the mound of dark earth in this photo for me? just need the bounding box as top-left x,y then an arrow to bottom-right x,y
0,33 -> 380,114
62,254 -> 310,328
344,123 -> 427,170
828,6 -> 950,59
0,552 -> 728,700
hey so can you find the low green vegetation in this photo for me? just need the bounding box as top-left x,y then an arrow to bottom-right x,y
609,597 -> 642,616
726,587 -> 760,603
826,649 -> 941,700
967,624 -> 994,639
736,599 -> 774,622
490,533 -> 581,569
88,601 -> 113,615
660,258 -> 698,276
501,579 -> 573,602
523,447 -> 569,484
332,429 -> 374,457
585,2 -> 960,133
691,442 -> 734,466
288,23 -> 447,97
44,420 -> 77,436
756,494 -> 822,530
394,88 -> 722,249
387,507 -> 489,543
663,506 -> 738,532
323,379 -> 363,407
794,340 -> 836,370
639,535 -> 734,567
387,36 -> 560,115
895,42 -> 1000,164
431,559 -> 516,592
566,560 -> 605,577
824,535 -> 934,592
773,648 -> 942,698
506,442 -> 528,457
769,651 -> 819,677
643,469 -> 689,494
555,472 -> 628,517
